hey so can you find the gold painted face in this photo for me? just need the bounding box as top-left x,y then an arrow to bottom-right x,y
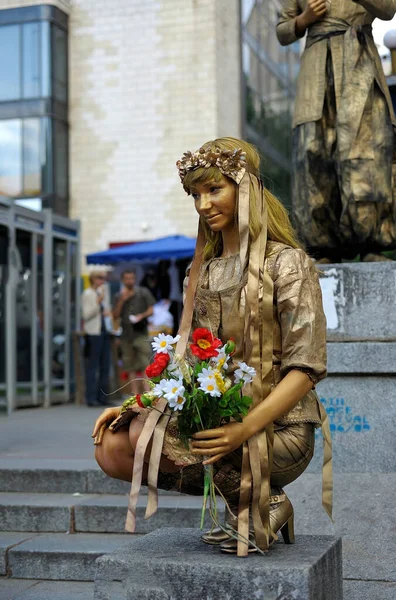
191,174 -> 237,234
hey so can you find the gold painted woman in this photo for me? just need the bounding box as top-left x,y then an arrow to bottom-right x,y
277,0 -> 396,262
92,137 -> 332,556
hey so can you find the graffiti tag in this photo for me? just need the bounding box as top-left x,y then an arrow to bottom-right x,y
318,397 -> 371,434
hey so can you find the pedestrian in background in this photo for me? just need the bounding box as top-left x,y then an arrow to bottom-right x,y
112,269 -> 155,395
81,270 -> 112,406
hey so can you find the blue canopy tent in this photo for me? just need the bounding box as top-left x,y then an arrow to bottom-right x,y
86,235 -> 196,265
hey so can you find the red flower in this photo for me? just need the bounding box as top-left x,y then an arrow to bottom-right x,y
190,328 -> 222,360
145,352 -> 170,378
135,394 -> 144,408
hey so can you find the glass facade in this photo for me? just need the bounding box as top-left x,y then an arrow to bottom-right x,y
241,0 -> 300,209
0,6 -> 69,215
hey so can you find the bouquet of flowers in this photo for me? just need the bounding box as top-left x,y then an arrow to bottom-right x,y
120,328 -> 256,528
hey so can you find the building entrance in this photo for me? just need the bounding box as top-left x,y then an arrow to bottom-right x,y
0,200 -> 80,413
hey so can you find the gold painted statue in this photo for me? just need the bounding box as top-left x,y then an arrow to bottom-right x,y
92,138 -> 332,556
277,0 -> 396,262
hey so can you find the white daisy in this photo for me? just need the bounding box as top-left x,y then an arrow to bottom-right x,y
153,379 -> 169,398
168,395 -> 186,411
234,362 -> 256,385
197,367 -> 216,384
167,361 -> 183,379
211,346 -> 229,370
163,378 -> 185,402
151,333 -> 181,354
199,377 -> 221,397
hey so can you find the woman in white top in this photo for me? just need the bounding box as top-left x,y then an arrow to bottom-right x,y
81,271 -> 111,406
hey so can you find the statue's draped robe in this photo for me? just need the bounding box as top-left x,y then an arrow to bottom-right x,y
277,0 -> 396,259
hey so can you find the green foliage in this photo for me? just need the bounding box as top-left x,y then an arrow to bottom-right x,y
175,380 -> 253,442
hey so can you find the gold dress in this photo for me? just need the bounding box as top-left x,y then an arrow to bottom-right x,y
151,241 -> 327,502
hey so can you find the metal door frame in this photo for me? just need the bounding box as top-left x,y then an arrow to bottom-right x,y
0,201 -> 80,414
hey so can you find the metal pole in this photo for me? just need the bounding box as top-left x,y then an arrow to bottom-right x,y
6,205 -> 17,415
31,232 -> 38,405
75,222 -> 82,404
64,240 -> 71,401
43,209 -> 53,408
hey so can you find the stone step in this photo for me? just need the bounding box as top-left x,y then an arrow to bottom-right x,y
344,580 -> 396,600
0,459 -> 130,495
2,532 -> 130,582
0,578 -> 94,600
0,492 -> 218,534
0,458 -> 177,496
288,472 -> 396,583
94,528 -> 343,600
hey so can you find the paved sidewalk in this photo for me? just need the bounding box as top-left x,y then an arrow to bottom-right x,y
0,404 -> 107,467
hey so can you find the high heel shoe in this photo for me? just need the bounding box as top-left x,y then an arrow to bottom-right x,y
201,503 -> 238,545
219,491 -> 295,553
270,492 -> 295,544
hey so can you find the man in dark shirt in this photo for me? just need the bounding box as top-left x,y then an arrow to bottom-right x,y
113,269 -> 155,394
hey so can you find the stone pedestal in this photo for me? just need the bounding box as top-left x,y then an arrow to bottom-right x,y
94,528 -> 343,600
311,262 -> 396,473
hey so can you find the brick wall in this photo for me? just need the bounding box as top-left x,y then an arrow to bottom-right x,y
68,0 -> 242,264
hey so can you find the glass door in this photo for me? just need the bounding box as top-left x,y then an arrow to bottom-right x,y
15,229 -> 34,406
14,229 -> 46,407
51,237 -> 67,401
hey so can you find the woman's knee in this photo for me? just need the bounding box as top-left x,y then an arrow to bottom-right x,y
94,429 -> 132,477
271,423 -> 315,487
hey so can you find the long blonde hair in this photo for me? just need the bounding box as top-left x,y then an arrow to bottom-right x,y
182,137 -> 301,260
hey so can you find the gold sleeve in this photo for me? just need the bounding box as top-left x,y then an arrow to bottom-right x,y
276,0 -> 304,47
353,0 -> 396,20
273,248 -> 327,383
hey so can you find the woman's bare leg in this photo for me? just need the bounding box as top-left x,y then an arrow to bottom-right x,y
95,418 -> 180,482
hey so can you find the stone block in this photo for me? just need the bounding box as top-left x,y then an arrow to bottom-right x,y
0,579 -> 95,599
310,376 -> 396,473
319,262 -> 396,341
343,580 -> 396,600
0,468 -> 88,494
0,494 -> 72,533
327,343 -> 396,374
0,533 -> 37,576
0,578 -> 35,597
86,470 -> 130,495
75,494 -> 217,534
8,533 -> 130,581
287,473 -> 396,583
94,528 -> 342,600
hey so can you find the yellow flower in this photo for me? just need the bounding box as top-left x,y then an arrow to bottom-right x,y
214,371 -> 226,394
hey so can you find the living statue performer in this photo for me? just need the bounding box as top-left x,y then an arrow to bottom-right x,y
277,0 -> 396,263
92,138 -> 332,556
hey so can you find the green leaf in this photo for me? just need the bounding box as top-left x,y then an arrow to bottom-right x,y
219,409 -> 233,417
241,395 -> 253,407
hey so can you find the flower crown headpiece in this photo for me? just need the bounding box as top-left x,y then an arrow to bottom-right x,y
176,147 -> 247,187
